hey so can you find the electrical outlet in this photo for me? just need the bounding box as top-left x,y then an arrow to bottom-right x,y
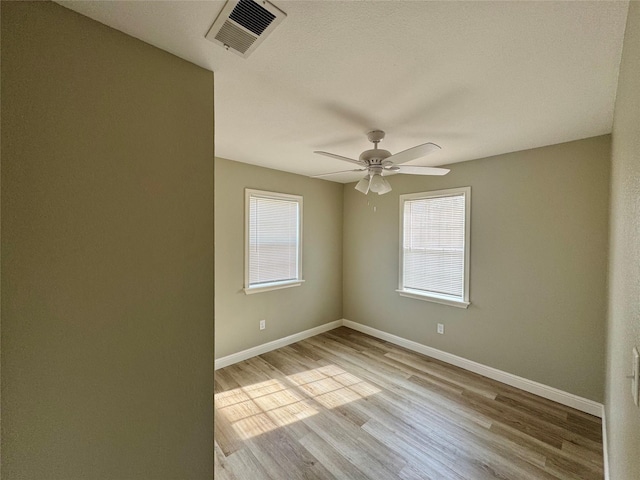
633,347 -> 639,407
260,319 -> 266,330
437,323 -> 444,335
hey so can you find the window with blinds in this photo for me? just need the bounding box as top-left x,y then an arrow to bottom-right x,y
244,189 -> 303,293
398,187 -> 471,308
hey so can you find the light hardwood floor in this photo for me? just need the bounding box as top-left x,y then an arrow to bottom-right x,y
214,327 -> 603,480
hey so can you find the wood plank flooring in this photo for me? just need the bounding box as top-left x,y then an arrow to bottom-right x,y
214,327 -> 603,480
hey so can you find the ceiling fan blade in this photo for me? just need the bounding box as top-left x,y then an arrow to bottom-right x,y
392,165 -> 450,176
386,142 -> 441,165
311,168 -> 367,178
314,151 -> 365,166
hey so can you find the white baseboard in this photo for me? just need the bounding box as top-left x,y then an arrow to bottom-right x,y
214,319 -> 342,370
215,317 -> 603,418
602,406 -> 610,480
342,319 -> 603,417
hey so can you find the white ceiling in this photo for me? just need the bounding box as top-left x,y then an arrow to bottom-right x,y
57,0 -> 629,183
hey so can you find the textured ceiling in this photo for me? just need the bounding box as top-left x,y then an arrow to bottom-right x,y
57,0 -> 628,182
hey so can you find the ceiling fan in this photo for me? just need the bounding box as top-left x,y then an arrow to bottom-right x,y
312,130 -> 449,195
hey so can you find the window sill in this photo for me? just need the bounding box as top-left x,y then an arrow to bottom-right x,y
396,289 -> 470,309
244,280 -> 304,295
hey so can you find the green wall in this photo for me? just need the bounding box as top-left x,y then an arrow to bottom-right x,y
215,157 -> 343,359
1,2 -> 214,478
343,136 -> 610,402
606,1 -> 640,478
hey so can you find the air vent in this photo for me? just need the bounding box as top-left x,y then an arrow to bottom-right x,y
206,0 -> 286,58
229,0 -> 275,36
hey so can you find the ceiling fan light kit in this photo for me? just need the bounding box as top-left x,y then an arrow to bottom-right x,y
312,130 -> 450,196
355,177 -> 370,194
369,174 -> 392,195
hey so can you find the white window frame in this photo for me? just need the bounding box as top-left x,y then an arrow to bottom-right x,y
397,186 -> 471,308
244,189 -> 304,294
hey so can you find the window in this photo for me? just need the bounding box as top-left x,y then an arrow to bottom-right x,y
398,187 -> 470,308
244,189 -> 303,294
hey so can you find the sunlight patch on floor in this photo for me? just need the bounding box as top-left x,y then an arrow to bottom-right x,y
215,364 -> 380,440
287,364 -> 381,409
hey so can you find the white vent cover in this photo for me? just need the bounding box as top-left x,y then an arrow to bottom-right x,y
206,0 -> 286,58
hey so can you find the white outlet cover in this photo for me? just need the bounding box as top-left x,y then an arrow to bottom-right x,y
633,347 -> 639,407
437,323 -> 444,334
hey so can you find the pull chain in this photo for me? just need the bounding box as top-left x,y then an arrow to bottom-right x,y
367,195 -> 378,213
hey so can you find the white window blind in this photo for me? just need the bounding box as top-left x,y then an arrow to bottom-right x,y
246,190 -> 302,290
399,187 -> 470,307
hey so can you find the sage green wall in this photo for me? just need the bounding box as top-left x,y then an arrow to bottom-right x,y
1,2 -> 214,479
344,136 -> 610,402
606,1 -> 640,478
215,158 -> 342,359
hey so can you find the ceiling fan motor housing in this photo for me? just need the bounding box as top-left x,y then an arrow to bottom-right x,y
359,148 -> 391,165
